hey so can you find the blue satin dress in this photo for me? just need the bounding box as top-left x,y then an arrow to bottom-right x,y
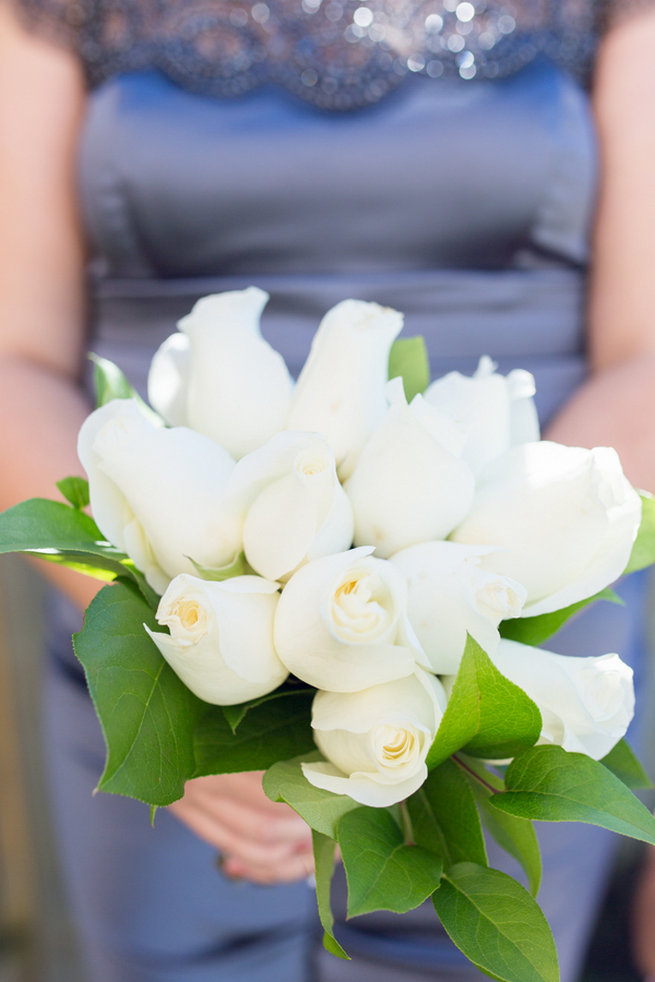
42,39 -> 650,982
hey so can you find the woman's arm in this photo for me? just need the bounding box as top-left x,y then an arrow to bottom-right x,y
0,4 -> 312,884
0,1 -> 97,609
545,6 -> 655,493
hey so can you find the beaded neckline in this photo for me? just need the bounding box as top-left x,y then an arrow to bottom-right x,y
15,0 -> 628,109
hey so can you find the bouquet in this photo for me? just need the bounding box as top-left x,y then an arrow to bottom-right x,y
2,286 -> 655,982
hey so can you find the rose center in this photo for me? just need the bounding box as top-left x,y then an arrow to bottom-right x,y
374,724 -> 418,769
331,571 -> 393,642
172,600 -> 208,637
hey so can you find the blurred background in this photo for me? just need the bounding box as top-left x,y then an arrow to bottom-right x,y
0,554 -> 652,982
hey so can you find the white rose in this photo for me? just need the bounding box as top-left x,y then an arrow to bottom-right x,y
450,441 -> 642,616
485,639 -> 635,759
146,331 -> 190,427
301,669 -> 447,807
78,399 -> 240,594
344,381 -> 475,557
286,299 -> 403,478
147,287 -> 293,458
274,547 -> 426,692
424,356 -> 540,475
145,574 -> 288,704
227,431 -> 354,581
390,541 -> 526,674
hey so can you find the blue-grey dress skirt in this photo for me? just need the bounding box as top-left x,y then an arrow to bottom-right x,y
45,58 -> 651,982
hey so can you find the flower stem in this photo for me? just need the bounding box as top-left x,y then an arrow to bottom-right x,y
452,754 -> 499,795
399,800 -> 415,845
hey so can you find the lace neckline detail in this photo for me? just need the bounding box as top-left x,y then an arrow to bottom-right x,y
17,0 -> 617,109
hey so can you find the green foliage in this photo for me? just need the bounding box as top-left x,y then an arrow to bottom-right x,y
337,807 -> 443,917
601,739 -> 653,790
459,756 -> 541,896
427,636 -> 542,768
73,581 -> 205,805
90,352 -> 138,405
263,753 -> 359,838
500,588 -> 621,647
89,353 -> 161,424
432,863 -> 559,982
490,745 -> 655,846
56,476 -> 90,509
188,551 -> 254,581
312,831 -> 349,959
221,684 -> 311,733
626,492 -> 655,574
388,336 -> 430,401
193,692 -> 315,778
0,497 -> 158,607
407,758 -> 487,867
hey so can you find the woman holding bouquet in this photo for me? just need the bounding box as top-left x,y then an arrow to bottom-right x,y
0,0 -> 654,980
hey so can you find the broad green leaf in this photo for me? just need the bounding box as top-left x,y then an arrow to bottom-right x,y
626,492 -> 655,574
312,830 -> 349,960
193,692 -> 315,777
337,807 -> 443,917
601,739 -> 653,790
426,636 -> 541,769
73,581 -> 205,806
459,756 -> 541,896
500,588 -> 621,647
89,353 -> 162,424
188,551 -> 254,582
432,863 -> 559,982
56,476 -> 90,509
490,745 -> 655,846
0,497 -> 103,552
0,497 -> 160,607
263,753 -> 359,837
388,336 -> 430,401
407,758 -> 487,867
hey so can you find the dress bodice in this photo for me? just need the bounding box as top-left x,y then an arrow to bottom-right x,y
79,55 -> 595,424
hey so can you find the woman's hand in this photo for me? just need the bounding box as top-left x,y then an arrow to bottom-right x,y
168,771 -> 315,885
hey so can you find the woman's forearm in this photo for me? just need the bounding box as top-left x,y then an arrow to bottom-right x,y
544,353 -> 655,493
0,354 -> 99,610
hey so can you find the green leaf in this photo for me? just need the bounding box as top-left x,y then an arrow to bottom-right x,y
73,581 -> 206,806
432,863 -> 559,982
263,753 -> 359,838
312,830 -> 349,960
90,352 -> 138,405
193,691 -> 315,778
500,588 -> 621,647
490,745 -> 655,846
0,497 -> 103,552
458,756 -> 541,896
388,336 -> 430,401
337,807 -> 443,917
221,684 -> 311,733
426,636 -> 542,769
626,492 -> 655,574
89,353 -> 161,425
601,739 -> 653,790
56,476 -> 90,509
407,758 -> 487,867
28,549 -> 124,582
188,551 -> 254,582
0,497 -> 159,607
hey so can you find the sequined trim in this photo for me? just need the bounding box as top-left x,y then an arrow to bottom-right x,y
13,0 -> 652,109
